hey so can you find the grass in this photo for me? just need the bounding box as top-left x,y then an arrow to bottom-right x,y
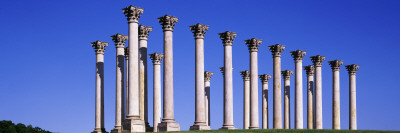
152,129 -> 400,133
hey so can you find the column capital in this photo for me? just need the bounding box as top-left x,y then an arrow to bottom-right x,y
245,38 -> 262,52
240,70 -> 250,81
158,14 -> 178,31
268,44 -> 286,57
122,5 -> 144,23
138,25 -> 153,40
124,47 -> 129,59
328,60 -> 344,71
310,55 -> 326,67
303,65 -> 315,76
345,64 -> 360,75
149,53 -> 164,65
218,31 -> 237,46
111,33 -> 128,48
290,50 -> 307,62
204,71 -> 214,82
259,74 -> 271,83
190,23 -> 209,39
91,40 -> 108,54
281,70 -> 293,80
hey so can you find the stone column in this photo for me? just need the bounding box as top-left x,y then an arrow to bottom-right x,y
190,23 -> 210,130
138,25 -> 153,129
124,47 -> 129,120
149,53 -> 164,132
240,70 -> 250,129
304,65 -> 314,129
122,5 -> 145,132
91,40 -> 108,133
310,55 -> 325,129
281,70 -> 293,129
268,44 -> 285,129
111,34 -> 128,133
157,14 -> 180,131
290,50 -> 306,129
329,60 -> 343,130
259,74 -> 271,129
218,31 -> 237,130
204,71 -> 214,126
245,38 -> 262,129
346,64 -> 359,130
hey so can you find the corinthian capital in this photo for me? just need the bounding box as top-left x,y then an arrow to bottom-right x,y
304,65 -> 315,76
111,33 -> 128,48
122,5 -> 144,23
91,40 -> 108,54
219,67 -> 225,75
204,71 -> 214,82
259,74 -> 271,83
218,31 -> 237,45
240,70 -> 250,81
328,60 -> 344,71
138,25 -> 153,40
290,50 -> 307,62
149,53 -> 164,65
245,38 -> 262,52
124,47 -> 129,59
189,23 -> 209,39
345,64 -> 360,75
158,15 -> 178,31
268,44 -> 286,57
310,55 -> 326,67
281,70 -> 293,80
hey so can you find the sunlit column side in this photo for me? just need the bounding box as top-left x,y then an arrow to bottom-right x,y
259,74 -> 271,129
122,5 -> 146,132
190,23 -> 210,130
310,55 -> 325,129
149,53 -> 164,132
204,71 -> 214,127
111,34 -> 128,133
329,60 -> 343,130
268,44 -> 285,129
290,50 -> 306,129
218,31 -> 237,130
157,14 -> 180,131
138,25 -> 153,130
281,70 -> 293,129
346,64 -> 359,130
240,70 -> 250,129
304,65 -> 315,129
91,40 -> 108,133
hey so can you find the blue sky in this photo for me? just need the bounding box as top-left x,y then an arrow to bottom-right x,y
0,0 -> 399,132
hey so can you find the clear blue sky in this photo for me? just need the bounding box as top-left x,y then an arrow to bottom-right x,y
0,0 -> 399,133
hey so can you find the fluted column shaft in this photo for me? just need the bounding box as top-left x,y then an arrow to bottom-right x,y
332,70 -> 340,129
245,38 -> 261,129
259,74 -> 271,129
127,22 -> 140,119
294,61 -> 304,129
125,49 -> 129,120
273,55 -> 282,129
282,70 -> 293,129
204,71 -> 214,127
224,44 -> 234,127
139,25 -> 152,128
315,66 -> 322,129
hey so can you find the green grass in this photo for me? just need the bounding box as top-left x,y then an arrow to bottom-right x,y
152,129 -> 400,133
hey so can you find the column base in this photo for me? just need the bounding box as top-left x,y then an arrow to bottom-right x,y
219,125 -> 236,130
249,126 -> 259,129
91,128 -> 108,133
145,122 -> 153,132
190,123 -> 210,130
110,126 -> 122,133
158,120 -> 180,132
122,117 -> 146,133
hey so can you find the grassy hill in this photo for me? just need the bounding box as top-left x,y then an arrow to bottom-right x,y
149,129 -> 399,133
